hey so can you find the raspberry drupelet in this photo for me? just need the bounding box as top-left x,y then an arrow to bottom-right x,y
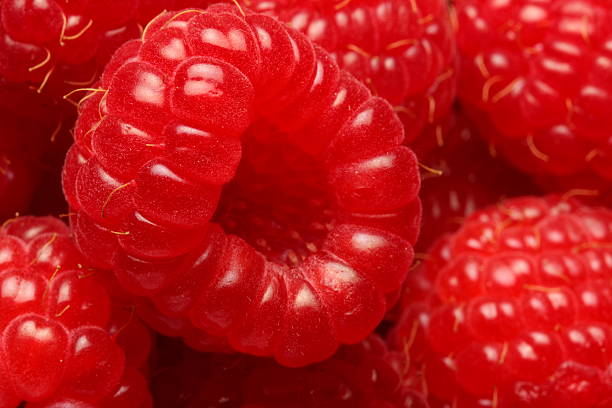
456,0 -> 612,184
249,0 -> 457,144
0,216 -> 151,407
390,195 -> 612,407
62,4 -> 421,367
152,334 -> 424,408
0,0 -> 209,97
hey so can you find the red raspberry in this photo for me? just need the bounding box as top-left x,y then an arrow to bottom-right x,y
0,216 -> 149,407
456,0 -> 612,183
413,110 -> 538,251
0,0 -> 208,97
62,5 -> 421,366
249,0 -> 457,143
390,196 -> 612,407
152,334 -> 423,408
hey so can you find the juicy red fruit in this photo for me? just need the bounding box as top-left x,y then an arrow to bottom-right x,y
250,0 -> 457,144
0,0 -> 209,97
411,109 -> 538,251
456,0 -> 612,184
63,5 -> 421,367
390,196 -> 612,407
0,216 -> 149,407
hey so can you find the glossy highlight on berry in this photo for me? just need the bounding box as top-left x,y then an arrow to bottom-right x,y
390,196 -> 612,407
63,4 -> 421,367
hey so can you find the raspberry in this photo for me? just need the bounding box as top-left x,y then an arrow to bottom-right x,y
412,110 -> 538,251
249,0 -> 457,143
0,0 -> 208,97
62,5 -> 421,366
456,0 -> 612,183
0,215 -> 149,407
390,196 -> 612,407
152,334 -> 421,407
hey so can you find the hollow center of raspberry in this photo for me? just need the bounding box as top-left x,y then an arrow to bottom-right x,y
213,122 -> 334,267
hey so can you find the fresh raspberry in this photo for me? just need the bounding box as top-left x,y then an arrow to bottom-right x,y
412,110 -> 538,251
249,0 -> 457,143
390,196 -> 612,407
0,0 -> 208,97
62,5 -> 421,366
456,0 -> 612,183
152,334 -> 422,408
0,215 -> 149,407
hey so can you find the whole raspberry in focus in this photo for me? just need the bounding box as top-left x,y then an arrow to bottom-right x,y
0,0 -> 209,98
390,196 -> 612,407
62,4 -> 421,367
250,0 -> 457,143
0,216 -> 150,407
152,334 -> 425,408
413,110 -> 538,251
456,0 -> 612,183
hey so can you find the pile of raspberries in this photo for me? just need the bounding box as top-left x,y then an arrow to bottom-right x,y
0,0 -> 611,407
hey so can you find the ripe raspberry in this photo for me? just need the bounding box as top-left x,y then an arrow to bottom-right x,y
249,0 -> 457,143
456,0 -> 612,183
390,196 -> 612,407
0,0 -> 208,97
0,216 -> 148,407
412,110 -> 538,251
63,5 -> 421,366
152,334 -> 422,408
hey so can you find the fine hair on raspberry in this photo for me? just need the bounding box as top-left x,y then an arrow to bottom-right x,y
63,3 -> 421,367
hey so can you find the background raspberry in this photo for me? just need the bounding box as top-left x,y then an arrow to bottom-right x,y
456,0 -> 612,186
250,0 -> 457,144
390,195 -> 612,407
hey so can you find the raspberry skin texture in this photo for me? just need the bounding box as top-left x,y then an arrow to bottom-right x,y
456,0 -> 612,183
249,0 -> 457,144
0,216 -> 149,407
0,0 -> 209,97
62,5 -> 421,367
412,110 -> 538,251
390,196 -> 612,407
152,334 -> 422,408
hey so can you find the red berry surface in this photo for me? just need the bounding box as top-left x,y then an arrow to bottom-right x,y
0,215 -> 151,407
0,0 -> 208,97
152,334 -> 423,408
390,196 -> 612,407
62,4 -> 421,367
250,0 -> 457,144
456,0 -> 612,183
413,109 -> 538,251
